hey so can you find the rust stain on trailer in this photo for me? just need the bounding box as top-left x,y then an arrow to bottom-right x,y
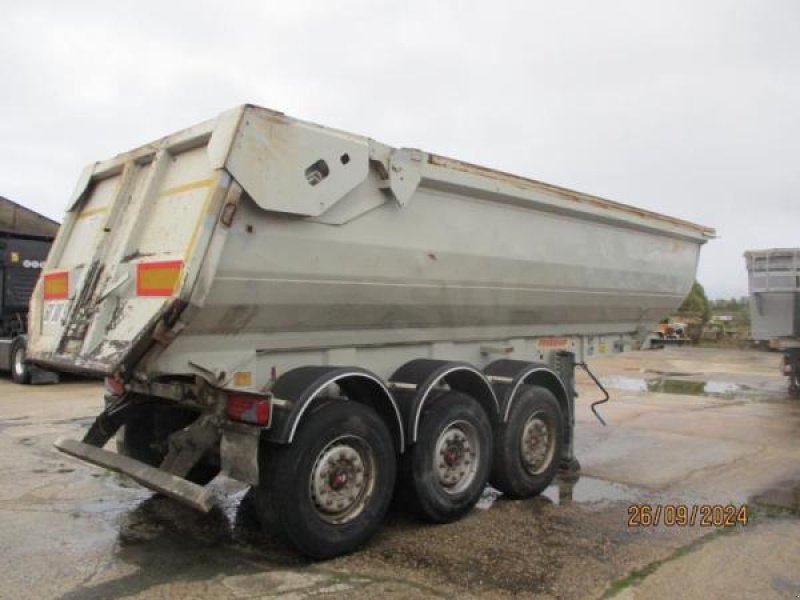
428,154 -> 715,238
106,299 -> 133,333
82,338 -> 128,368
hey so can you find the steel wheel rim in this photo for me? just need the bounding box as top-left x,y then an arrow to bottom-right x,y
309,435 -> 376,524
519,411 -> 555,475
13,346 -> 25,378
433,420 -> 480,495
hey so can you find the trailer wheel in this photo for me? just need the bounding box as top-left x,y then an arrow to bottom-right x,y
118,405 -> 220,485
490,385 -> 563,498
252,399 -> 396,559
10,338 -> 31,385
401,391 -> 492,523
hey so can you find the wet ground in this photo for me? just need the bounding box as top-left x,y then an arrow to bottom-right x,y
1,347 -> 799,599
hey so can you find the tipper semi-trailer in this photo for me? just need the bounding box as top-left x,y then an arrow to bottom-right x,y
32,105 -> 714,558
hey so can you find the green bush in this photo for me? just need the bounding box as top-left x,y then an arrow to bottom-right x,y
679,281 -> 711,323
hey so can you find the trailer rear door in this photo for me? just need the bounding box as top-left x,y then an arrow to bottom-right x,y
32,133 -> 228,375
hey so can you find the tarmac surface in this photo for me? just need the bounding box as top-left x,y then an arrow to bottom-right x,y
1,346 -> 799,599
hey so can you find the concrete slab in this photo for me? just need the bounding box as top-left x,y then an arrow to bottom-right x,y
613,519 -> 800,600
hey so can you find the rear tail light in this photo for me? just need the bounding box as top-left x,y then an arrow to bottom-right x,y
104,376 -> 125,396
43,271 -> 69,300
136,260 -> 183,297
227,392 -> 272,427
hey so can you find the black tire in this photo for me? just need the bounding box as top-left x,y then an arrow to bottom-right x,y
118,404 -> 220,485
252,399 -> 396,559
490,385 -> 563,499
10,337 -> 31,385
400,391 -> 493,523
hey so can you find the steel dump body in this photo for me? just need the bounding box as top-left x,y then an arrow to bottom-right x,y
29,105 -> 713,389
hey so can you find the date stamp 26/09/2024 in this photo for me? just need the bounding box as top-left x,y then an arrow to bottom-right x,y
627,504 -> 749,528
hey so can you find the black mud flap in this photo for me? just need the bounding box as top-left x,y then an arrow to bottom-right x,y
29,365 -> 60,385
82,395 -> 142,447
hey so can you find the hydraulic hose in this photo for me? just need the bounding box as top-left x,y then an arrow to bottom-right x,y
576,361 -> 609,426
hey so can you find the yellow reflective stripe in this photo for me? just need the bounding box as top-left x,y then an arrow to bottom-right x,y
183,172 -> 223,258
75,207 -> 108,220
159,178 -> 215,197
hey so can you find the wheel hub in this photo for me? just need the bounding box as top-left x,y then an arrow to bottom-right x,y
433,421 -> 480,495
310,437 -> 374,524
330,469 -> 349,490
520,413 -> 554,475
444,445 -> 463,466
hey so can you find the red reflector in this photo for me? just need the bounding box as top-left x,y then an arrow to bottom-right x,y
104,376 -> 125,396
136,260 -> 183,297
43,271 -> 69,300
227,392 -> 271,426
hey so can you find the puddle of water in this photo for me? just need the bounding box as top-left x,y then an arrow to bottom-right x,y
471,477 -> 640,511
648,379 -> 706,395
542,475 -> 642,506
600,376 -> 648,392
644,370 -> 694,377
80,496 -> 148,515
703,381 -> 743,395
601,376 -> 777,400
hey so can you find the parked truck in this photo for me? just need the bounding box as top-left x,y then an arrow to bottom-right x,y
31,105 -> 713,558
0,196 -> 58,383
745,248 -> 800,397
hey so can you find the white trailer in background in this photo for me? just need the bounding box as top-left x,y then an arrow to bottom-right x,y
31,105 -> 713,557
745,248 -> 800,397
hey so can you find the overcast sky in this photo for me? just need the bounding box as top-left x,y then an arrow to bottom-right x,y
1,1 -> 798,299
